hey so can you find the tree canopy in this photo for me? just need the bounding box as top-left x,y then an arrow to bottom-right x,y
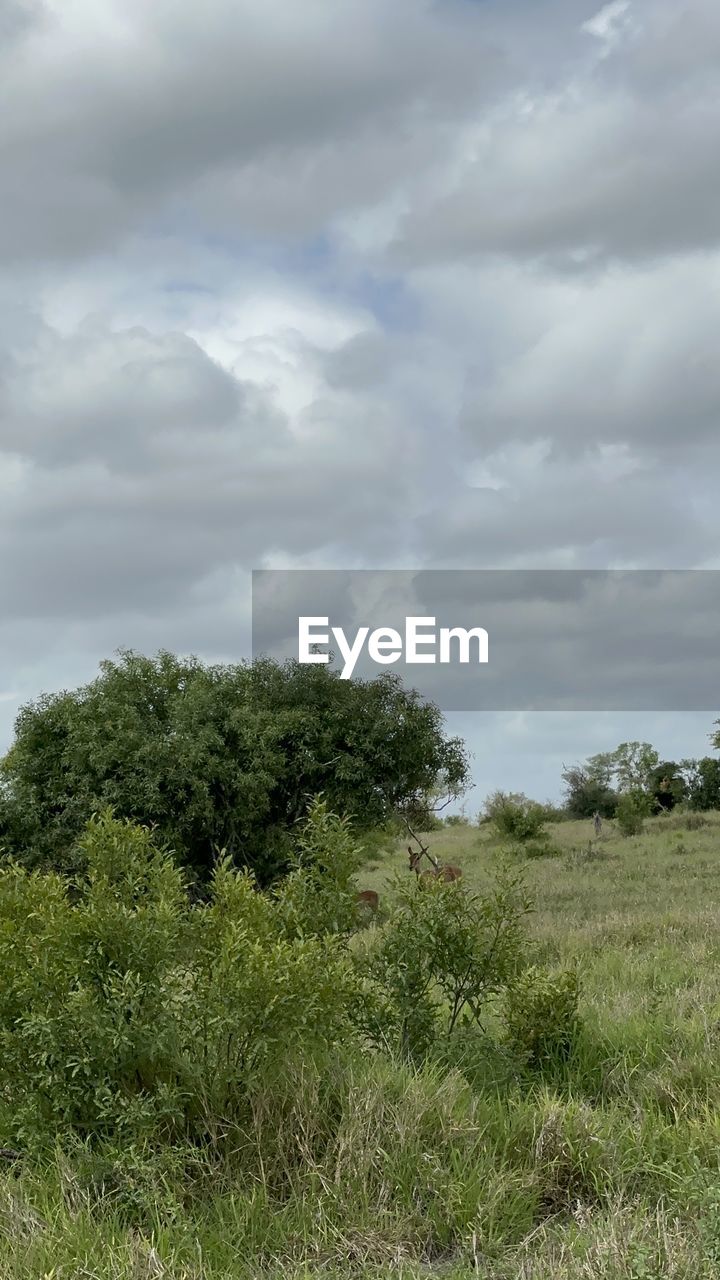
0,649 -> 469,884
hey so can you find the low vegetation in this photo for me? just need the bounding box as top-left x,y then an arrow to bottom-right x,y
2,656 -> 720,1276
0,805 -> 720,1274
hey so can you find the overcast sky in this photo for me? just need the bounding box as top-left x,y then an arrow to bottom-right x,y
2,0 -> 719,806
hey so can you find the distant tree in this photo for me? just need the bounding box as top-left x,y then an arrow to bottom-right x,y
583,752 -> 615,789
562,741 -> 660,819
648,761 -> 686,812
682,755 -> 720,811
0,650 -> 469,885
606,742 -> 660,794
561,765 -> 617,819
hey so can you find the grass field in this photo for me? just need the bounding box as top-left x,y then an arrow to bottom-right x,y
5,811 -> 720,1278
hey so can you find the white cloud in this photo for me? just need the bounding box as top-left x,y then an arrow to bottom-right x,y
581,1 -> 633,45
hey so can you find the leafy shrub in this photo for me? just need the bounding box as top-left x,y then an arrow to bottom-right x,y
0,798 -> 539,1160
539,802 -> 568,824
0,806 -> 359,1145
354,869 -> 531,1062
503,966 -> 581,1068
616,791 -> 651,836
484,792 -> 548,844
273,801 -> 364,939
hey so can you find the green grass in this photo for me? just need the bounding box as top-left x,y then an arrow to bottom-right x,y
5,811 -> 720,1277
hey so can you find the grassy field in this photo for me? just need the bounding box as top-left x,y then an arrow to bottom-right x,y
5,811 -> 720,1277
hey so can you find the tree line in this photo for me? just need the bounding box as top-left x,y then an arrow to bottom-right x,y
561,739 -> 720,820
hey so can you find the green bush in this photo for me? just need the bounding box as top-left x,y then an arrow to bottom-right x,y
0,806 -> 359,1145
503,965 -> 581,1069
684,754 -> 720,811
539,802 -> 568,824
0,797 -> 539,1162
484,792 -> 548,844
273,801 -> 365,939
616,791 -> 651,837
354,869 -> 531,1062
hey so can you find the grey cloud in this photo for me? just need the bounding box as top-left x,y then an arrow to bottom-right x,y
0,323 -> 244,468
394,0 -> 720,268
0,313 -> 430,624
0,0 -> 505,263
445,709 -> 714,807
415,464 -> 710,569
453,257 -> 720,457
0,0 -> 39,40
323,332 -> 395,390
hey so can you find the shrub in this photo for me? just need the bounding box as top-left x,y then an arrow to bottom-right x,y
0,807 -> 359,1145
539,802 -> 568,824
616,791 -> 651,837
484,792 -> 548,844
273,800 -> 364,939
503,966 -> 581,1069
354,869 -> 531,1062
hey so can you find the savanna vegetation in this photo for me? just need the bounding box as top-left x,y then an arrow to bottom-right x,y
2,652 -> 720,1278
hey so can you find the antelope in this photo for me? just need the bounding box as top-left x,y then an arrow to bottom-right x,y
407,846 -> 462,885
355,889 -> 379,912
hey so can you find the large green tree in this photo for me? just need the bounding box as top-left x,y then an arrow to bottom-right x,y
0,650 -> 469,884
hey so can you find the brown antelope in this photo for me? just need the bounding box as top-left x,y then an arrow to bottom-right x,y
355,889 -> 379,912
407,846 -> 462,885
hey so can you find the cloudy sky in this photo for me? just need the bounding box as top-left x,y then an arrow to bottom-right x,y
2,0 -> 719,806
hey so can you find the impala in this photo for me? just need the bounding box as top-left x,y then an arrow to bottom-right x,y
407,846 -> 462,884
